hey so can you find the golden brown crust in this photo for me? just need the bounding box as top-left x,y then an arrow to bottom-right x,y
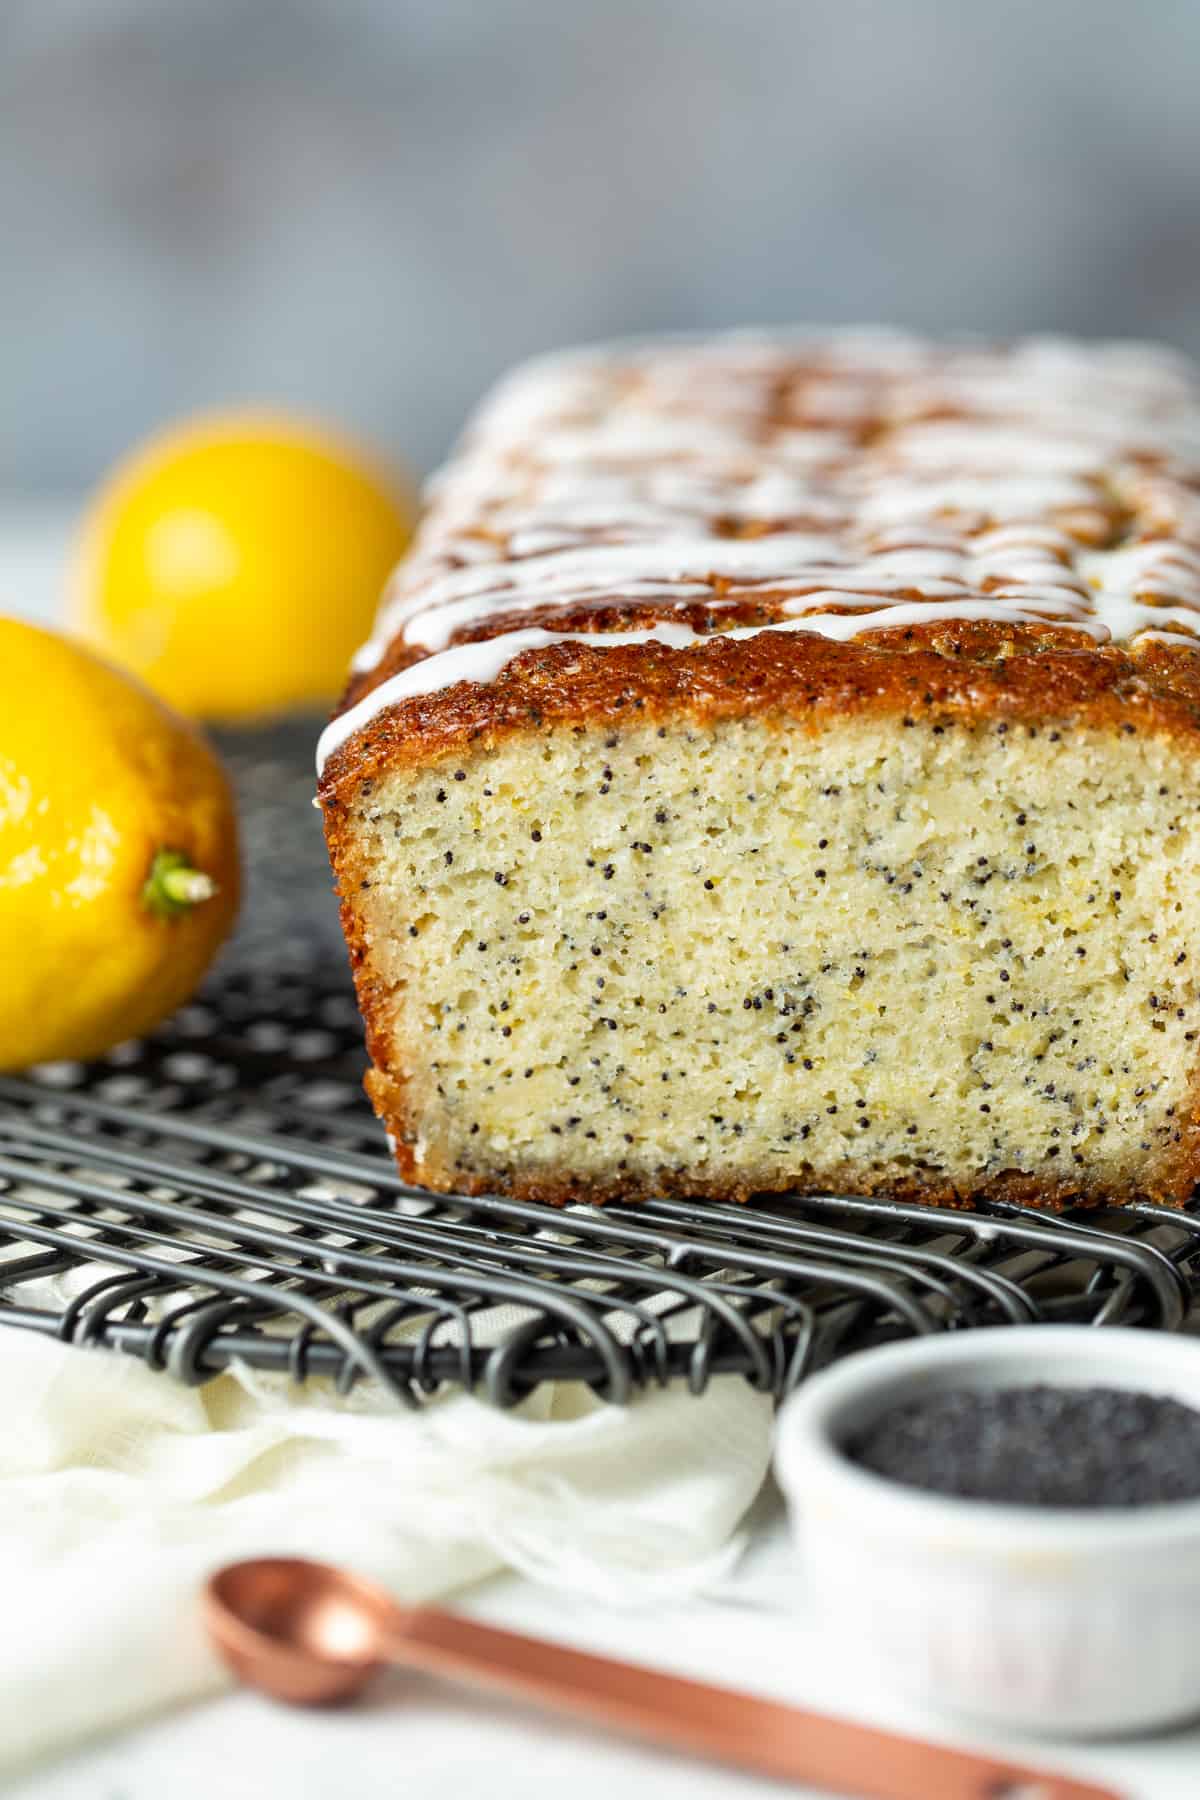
320,620 -> 1200,805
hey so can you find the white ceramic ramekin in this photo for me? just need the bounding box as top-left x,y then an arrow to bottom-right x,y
775,1325 -> 1200,1737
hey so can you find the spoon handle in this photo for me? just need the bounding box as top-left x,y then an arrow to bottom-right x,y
388,1607 -> 1119,1800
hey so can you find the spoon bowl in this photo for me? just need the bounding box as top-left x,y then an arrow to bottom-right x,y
205,1557 -> 391,1705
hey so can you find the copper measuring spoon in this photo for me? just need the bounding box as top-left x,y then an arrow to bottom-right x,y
205,1558 -> 1119,1800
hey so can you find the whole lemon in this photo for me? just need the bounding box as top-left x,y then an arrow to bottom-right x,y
71,412 -> 415,721
0,618 -> 240,1069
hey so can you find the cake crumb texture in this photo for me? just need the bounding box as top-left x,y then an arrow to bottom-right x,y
333,714 -> 1200,1206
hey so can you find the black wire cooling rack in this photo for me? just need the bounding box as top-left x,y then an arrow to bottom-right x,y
0,723 -> 1197,1409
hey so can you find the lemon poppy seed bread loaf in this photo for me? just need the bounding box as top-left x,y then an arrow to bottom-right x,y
318,331 -> 1200,1209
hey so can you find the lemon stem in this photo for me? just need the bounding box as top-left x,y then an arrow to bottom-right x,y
143,848 -> 218,920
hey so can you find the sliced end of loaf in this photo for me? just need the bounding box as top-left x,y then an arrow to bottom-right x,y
328,710 -> 1200,1207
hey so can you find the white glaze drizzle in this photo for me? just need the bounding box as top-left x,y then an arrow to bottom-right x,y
320,331 -> 1200,776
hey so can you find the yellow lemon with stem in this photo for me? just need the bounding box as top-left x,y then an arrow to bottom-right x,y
70,412 -> 415,721
0,618 -> 241,1069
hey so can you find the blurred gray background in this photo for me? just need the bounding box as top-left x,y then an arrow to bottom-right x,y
4,0 -> 1200,494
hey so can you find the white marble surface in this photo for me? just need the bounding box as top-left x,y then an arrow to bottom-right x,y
8,1492 -> 1200,1800
4,512 -> 1200,1798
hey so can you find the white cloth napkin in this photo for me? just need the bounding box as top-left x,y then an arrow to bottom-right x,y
0,1326 -> 774,1777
